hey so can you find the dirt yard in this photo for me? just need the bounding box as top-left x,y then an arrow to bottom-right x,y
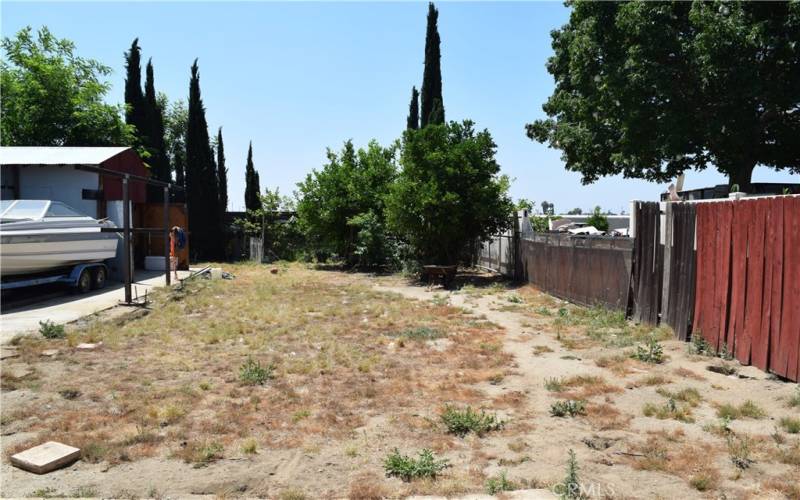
1,263 -> 798,499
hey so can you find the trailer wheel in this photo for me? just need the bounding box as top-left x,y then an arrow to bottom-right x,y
76,269 -> 92,294
92,267 -> 107,290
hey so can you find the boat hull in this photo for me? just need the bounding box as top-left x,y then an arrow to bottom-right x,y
0,230 -> 119,276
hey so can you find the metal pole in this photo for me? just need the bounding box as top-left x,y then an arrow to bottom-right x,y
123,176 -> 132,304
164,186 -> 170,286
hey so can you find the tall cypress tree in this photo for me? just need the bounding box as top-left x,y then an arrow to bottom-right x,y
186,59 -> 223,259
216,127 -> 228,214
144,59 -> 170,182
420,2 -> 444,127
124,39 -> 146,140
407,86 -> 419,130
244,142 -> 261,212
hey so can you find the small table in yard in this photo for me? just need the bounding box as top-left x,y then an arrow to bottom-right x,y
422,265 -> 457,289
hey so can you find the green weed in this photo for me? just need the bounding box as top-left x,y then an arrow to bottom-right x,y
486,471 -> 518,494
383,448 -> 449,481
550,400 -> 586,418
39,320 -> 65,339
440,405 -> 504,437
238,357 -> 274,385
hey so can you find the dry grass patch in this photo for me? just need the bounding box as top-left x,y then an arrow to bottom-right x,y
1,264 -> 509,471
628,434 -> 721,491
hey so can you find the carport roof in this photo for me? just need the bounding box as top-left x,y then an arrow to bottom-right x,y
0,146 -> 131,166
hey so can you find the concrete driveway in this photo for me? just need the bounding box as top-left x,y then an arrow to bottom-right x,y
0,270 -> 190,344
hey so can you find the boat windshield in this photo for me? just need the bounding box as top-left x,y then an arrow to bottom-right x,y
45,201 -> 86,218
0,200 -> 49,222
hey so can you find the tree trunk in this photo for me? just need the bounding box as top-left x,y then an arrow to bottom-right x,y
728,162 -> 755,192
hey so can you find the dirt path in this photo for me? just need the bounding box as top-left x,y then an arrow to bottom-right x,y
373,277 -> 800,500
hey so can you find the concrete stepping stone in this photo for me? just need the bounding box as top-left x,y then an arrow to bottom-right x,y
10,441 -> 80,474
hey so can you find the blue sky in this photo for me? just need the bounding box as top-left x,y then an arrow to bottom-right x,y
3,1 -> 797,212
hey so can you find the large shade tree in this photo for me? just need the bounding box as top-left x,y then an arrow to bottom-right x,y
1,26 -> 133,146
387,121 -> 513,265
296,140 -> 398,265
527,1 -> 800,188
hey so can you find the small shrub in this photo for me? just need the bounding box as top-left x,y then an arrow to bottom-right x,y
194,441 -> 223,464
39,320 -> 65,339
550,399 -> 586,418
506,294 -> 523,304
199,381 -> 211,391
689,335 -> 715,356
544,377 -> 565,392
238,357 -> 274,385
703,416 -> 733,437
486,471 -> 518,494
292,409 -> 311,423
716,400 -> 765,420
788,387 -> 800,408
440,405 -> 504,437
727,435 -> 753,470
779,417 -> 800,434
689,473 -> 713,492
241,438 -> 258,455
632,336 -> 663,364
383,448 -> 449,481
278,488 -> 307,500
643,400 -> 694,423
80,441 -> 108,463
656,387 -> 702,407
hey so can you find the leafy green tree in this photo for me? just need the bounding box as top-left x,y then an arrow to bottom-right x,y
162,96 -> 188,186
527,1 -> 800,189
296,140 -> 398,265
143,59 -> 170,182
387,121 -> 513,265
186,59 -> 223,260
566,207 -> 583,215
244,142 -> 262,212
216,127 -> 228,214
420,2 -> 445,127
515,198 -> 535,212
541,200 -> 555,215
236,188 -> 302,261
586,206 -> 609,232
407,86 -> 420,130
1,26 -> 133,146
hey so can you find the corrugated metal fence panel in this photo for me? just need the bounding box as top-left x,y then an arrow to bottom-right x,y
693,195 -> 800,382
519,233 -> 633,310
631,202 -> 663,324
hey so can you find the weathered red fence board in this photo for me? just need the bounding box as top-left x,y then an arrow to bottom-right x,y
693,195 -> 800,381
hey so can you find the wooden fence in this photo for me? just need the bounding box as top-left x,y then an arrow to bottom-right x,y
518,233 -> 633,309
693,196 -> 800,381
481,195 -> 798,381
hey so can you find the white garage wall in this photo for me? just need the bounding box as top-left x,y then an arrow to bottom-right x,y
18,166 -> 98,217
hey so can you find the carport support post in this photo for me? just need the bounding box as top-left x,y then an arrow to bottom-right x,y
123,176 -> 132,304
163,187 -> 170,286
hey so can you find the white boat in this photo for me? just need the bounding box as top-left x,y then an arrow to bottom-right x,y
0,200 -> 119,276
